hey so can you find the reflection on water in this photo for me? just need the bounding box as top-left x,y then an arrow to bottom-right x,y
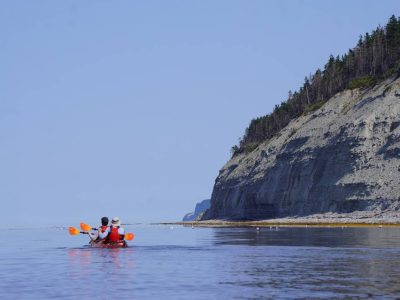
0,226 -> 400,299
211,226 -> 400,248
67,246 -> 137,294
209,228 -> 400,298
210,227 -> 400,298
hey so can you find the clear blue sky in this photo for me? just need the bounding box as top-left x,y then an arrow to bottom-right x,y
1,1 -> 399,227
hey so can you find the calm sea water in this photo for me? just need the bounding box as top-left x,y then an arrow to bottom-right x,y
1,225 -> 400,299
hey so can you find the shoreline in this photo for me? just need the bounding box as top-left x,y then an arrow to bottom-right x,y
165,220 -> 400,228
164,213 -> 400,228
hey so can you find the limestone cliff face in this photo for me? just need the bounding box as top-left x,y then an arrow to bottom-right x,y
203,77 -> 400,220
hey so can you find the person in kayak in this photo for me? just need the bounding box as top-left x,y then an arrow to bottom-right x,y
99,217 -> 126,244
94,217 -> 109,242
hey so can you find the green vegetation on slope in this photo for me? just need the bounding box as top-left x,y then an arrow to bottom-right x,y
348,76 -> 377,89
233,15 -> 400,157
303,101 -> 326,115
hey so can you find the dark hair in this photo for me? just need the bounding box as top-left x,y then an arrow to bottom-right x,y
101,217 -> 109,226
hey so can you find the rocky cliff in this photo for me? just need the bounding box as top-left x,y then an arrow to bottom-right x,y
203,77 -> 400,220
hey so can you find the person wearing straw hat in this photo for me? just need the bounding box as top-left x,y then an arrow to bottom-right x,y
101,217 -> 126,243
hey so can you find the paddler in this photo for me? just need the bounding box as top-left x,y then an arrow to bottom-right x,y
101,217 -> 126,244
94,217 -> 109,241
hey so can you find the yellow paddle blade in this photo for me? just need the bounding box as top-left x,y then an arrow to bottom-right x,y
125,233 -> 134,241
69,227 -> 80,235
80,222 -> 92,231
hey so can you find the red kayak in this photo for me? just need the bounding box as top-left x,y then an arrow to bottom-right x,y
89,240 -> 128,248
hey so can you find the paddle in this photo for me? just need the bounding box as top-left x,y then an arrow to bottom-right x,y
69,226 -> 96,241
125,233 -> 134,241
69,226 -> 90,235
80,222 -> 135,241
80,223 -> 93,232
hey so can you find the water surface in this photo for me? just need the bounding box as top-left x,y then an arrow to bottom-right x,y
1,225 -> 400,299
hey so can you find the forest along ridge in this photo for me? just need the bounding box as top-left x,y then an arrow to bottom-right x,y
196,16 -> 400,225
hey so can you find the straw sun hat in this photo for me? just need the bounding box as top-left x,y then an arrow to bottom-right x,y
111,217 -> 121,227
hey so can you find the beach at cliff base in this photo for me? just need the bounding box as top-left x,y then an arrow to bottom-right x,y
174,210 -> 400,227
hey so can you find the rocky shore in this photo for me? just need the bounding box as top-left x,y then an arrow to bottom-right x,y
174,210 -> 400,227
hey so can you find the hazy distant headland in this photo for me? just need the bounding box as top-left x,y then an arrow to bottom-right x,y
182,199 -> 210,221
201,15 -> 400,223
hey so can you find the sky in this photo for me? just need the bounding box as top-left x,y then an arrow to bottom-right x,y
1,0 -> 399,227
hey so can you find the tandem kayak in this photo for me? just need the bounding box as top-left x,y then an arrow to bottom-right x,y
89,240 -> 128,248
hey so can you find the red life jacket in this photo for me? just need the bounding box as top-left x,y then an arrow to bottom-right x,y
95,225 -> 110,242
107,226 -> 122,242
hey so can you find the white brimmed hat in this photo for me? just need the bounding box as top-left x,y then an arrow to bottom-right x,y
111,217 -> 121,227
